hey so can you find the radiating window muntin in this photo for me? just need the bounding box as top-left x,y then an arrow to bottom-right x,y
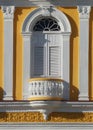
33,18 -> 61,31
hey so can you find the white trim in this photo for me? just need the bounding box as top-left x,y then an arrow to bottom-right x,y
0,101 -> 93,113
0,0 -> 93,7
0,101 -> 93,120
22,7 -> 71,100
78,6 -> 91,100
0,123 -> 93,130
22,7 -> 71,33
63,34 -> 70,100
1,6 -> 15,100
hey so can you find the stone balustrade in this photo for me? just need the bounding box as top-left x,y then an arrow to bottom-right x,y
28,78 -> 64,101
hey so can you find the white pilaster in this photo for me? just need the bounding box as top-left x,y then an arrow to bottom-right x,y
78,6 -> 91,100
63,33 -> 71,100
1,6 -> 15,100
22,34 -> 31,99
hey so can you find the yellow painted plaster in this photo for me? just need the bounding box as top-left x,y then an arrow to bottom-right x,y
13,7 -> 79,100
0,112 -> 93,122
0,7 -> 92,100
89,7 -> 93,100
0,8 -> 4,100
14,7 -> 36,100
57,7 -> 79,100
28,77 -> 63,82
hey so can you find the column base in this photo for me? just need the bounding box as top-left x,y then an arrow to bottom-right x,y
3,96 -> 13,100
78,95 -> 89,101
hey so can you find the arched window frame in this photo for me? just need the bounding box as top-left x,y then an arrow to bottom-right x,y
22,7 -> 71,100
33,18 -> 61,31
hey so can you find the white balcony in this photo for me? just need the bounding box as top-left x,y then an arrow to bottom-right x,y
27,78 -> 64,101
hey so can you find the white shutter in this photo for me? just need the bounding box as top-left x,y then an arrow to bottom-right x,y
49,46 -> 60,76
34,47 -> 44,76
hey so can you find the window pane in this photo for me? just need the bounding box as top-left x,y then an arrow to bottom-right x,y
33,18 -> 60,31
49,46 -> 60,76
34,47 -> 44,76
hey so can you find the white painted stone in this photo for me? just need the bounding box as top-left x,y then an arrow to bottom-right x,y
0,0 -> 93,7
78,6 -> 91,100
1,6 -> 15,100
62,33 -> 71,100
22,34 -> 31,99
22,7 -> 71,100
0,123 -> 93,130
28,80 -> 63,99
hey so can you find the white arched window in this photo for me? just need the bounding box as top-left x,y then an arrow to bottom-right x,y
22,7 -> 71,100
31,18 -> 62,78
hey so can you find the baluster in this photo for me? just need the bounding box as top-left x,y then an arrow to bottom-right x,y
59,82 -> 63,96
42,81 -> 44,95
36,82 -> 39,96
34,82 -> 37,95
38,82 -> 41,95
40,81 -> 43,95
47,81 -> 50,96
55,82 -> 59,97
44,81 -> 47,96
31,83 -> 33,95
48,81 -> 51,96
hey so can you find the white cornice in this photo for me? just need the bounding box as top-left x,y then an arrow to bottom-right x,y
0,101 -> 93,121
0,101 -> 93,112
0,0 -> 93,7
0,123 -> 93,130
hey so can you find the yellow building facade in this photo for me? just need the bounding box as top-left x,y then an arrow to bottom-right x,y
0,0 -> 93,129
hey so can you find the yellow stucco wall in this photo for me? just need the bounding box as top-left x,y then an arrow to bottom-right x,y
0,7 -> 93,100
58,7 -> 79,100
89,8 -> 93,100
0,112 -> 93,122
13,7 -> 36,100
13,7 -> 79,100
0,8 -> 4,100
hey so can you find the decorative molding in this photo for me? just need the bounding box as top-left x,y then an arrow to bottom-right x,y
78,6 -> 91,18
28,78 -> 63,101
22,7 -> 71,32
0,0 -> 93,7
1,123 -> 93,130
0,101 -> 93,113
0,101 -> 93,121
1,6 -> 15,19
78,6 -> 91,101
0,123 -> 93,130
22,7 -> 71,101
41,6 -> 53,17
2,6 -> 15,100
0,112 -> 93,122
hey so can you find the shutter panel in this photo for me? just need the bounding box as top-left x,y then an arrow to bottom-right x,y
49,46 -> 60,76
34,47 -> 44,76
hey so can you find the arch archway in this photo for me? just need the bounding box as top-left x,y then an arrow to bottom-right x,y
22,7 -> 71,100
22,7 -> 71,32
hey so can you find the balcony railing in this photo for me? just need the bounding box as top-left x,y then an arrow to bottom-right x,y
27,78 -> 64,101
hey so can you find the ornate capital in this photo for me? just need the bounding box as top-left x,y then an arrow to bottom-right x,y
41,6 -> 53,17
1,6 -> 15,19
78,6 -> 91,19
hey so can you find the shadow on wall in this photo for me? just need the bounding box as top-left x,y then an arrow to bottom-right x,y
89,7 -> 93,100
13,7 -> 35,100
0,112 -> 8,121
0,87 -> 4,100
62,81 -> 79,101
64,11 -> 79,101
48,112 -> 85,122
0,87 -> 8,100
0,88 -> 8,120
